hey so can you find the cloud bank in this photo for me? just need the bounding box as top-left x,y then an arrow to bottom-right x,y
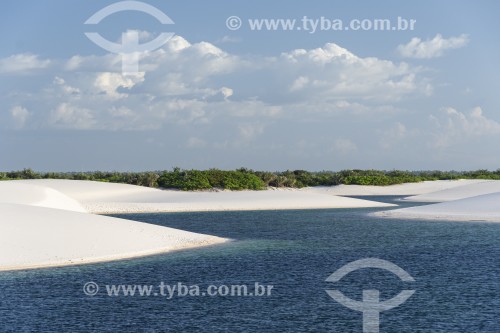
1,35 -> 431,133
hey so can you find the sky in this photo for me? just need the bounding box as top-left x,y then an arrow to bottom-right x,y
1,0 -> 500,171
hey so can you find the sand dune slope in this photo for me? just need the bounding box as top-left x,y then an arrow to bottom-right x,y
304,179 -> 487,196
0,181 -> 86,213
0,179 -> 395,271
16,178 -> 160,202
376,192 -> 500,222
403,180 -> 500,202
0,203 -> 226,271
13,179 -> 395,213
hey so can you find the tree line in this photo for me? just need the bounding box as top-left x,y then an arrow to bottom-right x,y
2,168 -> 500,191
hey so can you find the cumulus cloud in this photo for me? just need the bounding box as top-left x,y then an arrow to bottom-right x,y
1,35 -> 430,132
10,106 -> 31,128
50,103 -> 95,129
94,72 -> 144,99
220,87 -> 233,100
430,106 -> 500,148
53,76 -> 80,95
121,29 -> 156,43
280,43 -> 429,101
397,34 -> 469,59
289,76 -> 309,92
0,53 -> 50,73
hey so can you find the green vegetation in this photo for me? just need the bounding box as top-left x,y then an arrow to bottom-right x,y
2,168 -> 500,191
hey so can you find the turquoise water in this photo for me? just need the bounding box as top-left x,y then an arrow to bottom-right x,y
1,197 -> 499,332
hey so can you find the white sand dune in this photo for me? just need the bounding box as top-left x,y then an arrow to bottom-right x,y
403,180 -> 500,202
376,192 -> 500,222
0,179 -> 396,271
304,179 -> 486,196
0,181 -> 86,213
4,177 -> 494,270
14,179 -> 395,213
311,180 -> 500,222
0,203 -> 226,271
0,180 -> 229,271
16,178 -> 159,202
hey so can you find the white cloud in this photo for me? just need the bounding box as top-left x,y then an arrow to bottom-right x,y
220,87 -> 233,100
2,35 -> 430,132
53,76 -> 80,95
121,29 -> 155,43
397,34 -> 469,59
10,106 -> 31,128
282,43 -> 356,64
164,35 -> 191,52
430,106 -> 500,148
0,53 -> 50,73
280,43 -> 428,101
94,72 -> 144,99
64,53 -> 122,72
289,76 -> 309,92
50,103 -> 95,129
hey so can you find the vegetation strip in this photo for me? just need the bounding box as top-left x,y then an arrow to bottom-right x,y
2,168 -> 500,191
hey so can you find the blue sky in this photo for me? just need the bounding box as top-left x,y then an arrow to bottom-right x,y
1,0 -> 500,171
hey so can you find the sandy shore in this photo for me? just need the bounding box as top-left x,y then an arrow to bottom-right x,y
14,179 -> 396,214
2,178 -> 499,271
303,179 -> 487,196
0,202 -> 226,271
376,192 -> 500,222
0,179 -> 394,271
402,180 -> 500,202
0,180 -> 231,271
376,180 -> 500,222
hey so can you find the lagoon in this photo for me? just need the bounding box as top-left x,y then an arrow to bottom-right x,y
1,197 -> 499,332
